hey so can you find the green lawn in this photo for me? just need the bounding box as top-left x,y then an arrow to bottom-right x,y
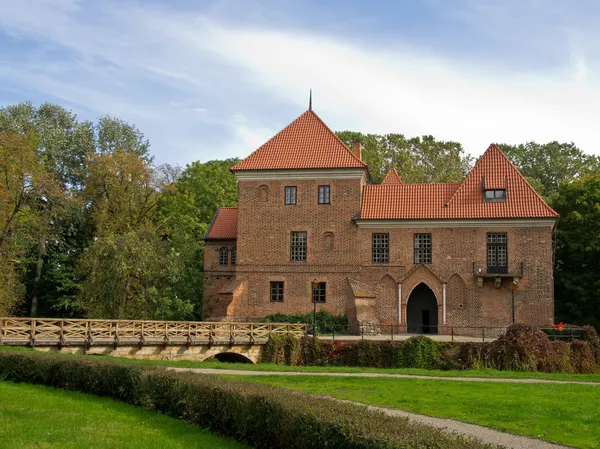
0,381 -> 247,449
118,356 -> 600,382
224,374 -> 600,449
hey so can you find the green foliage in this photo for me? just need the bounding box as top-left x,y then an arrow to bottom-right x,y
398,336 -> 444,369
336,131 -> 473,183
262,334 -> 301,365
0,351 -> 492,449
553,173 -> 600,329
76,226 -> 194,320
261,310 -> 348,331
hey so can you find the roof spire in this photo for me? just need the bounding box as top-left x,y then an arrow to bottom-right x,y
309,89 -> 312,110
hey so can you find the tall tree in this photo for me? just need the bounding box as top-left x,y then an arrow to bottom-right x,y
553,172 -> 600,329
0,132 -> 62,315
157,158 -> 239,318
336,131 -> 472,183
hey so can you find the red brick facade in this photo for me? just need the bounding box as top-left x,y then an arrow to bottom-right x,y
204,109 -> 558,333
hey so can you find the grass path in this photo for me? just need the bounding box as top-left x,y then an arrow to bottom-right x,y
0,381 -> 247,449
223,374 -> 600,449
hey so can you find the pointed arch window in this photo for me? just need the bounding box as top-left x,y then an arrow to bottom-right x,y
219,247 -> 228,265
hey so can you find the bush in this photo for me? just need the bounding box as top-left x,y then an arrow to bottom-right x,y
488,324 -> 551,371
265,328 -> 595,373
262,310 -> 347,332
0,351 -> 493,449
399,336 -> 444,369
457,342 -> 488,369
581,325 -> 600,365
570,340 -> 597,374
262,334 -> 301,365
538,341 -> 572,373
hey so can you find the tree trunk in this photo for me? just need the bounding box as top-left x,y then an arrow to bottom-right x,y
30,234 -> 46,317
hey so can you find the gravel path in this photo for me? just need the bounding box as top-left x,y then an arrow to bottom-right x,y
168,367 -> 575,449
166,367 -> 600,386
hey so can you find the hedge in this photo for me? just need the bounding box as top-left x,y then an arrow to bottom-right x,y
262,325 -> 598,373
0,351 -> 496,449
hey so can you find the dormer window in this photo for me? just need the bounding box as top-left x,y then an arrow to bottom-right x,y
484,189 -> 506,202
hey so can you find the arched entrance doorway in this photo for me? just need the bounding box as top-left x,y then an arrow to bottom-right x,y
407,283 -> 438,334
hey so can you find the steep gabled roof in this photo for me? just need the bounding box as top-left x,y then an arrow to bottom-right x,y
231,110 -> 367,171
204,207 -> 238,240
360,144 -> 558,220
443,144 -> 558,219
381,168 -> 403,185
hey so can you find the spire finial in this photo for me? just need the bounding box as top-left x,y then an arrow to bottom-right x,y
309,89 -> 312,110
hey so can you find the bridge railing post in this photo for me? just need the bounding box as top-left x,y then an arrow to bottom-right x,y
30,319 -> 35,348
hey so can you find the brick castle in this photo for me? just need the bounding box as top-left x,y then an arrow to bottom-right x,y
203,108 -> 558,334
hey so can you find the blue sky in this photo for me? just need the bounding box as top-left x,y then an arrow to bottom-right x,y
1,0 -> 600,166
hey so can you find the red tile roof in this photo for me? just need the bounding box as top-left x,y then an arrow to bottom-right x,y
381,168 -> 403,185
360,145 -> 558,220
231,110 -> 367,171
205,207 -> 238,239
361,183 -> 460,219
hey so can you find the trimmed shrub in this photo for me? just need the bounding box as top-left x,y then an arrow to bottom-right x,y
0,351 -> 494,449
299,335 -> 328,366
457,342 -> 487,369
262,334 -> 301,365
436,344 -> 461,370
570,340 -> 597,374
488,324 -> 551,371
399,336 -> 444,369
581,325 -> 600,365
538,341 -> 572,373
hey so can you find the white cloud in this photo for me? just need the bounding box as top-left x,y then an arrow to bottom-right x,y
1,0 -> 599,168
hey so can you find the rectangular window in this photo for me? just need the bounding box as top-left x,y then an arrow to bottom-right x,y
318,185 -> 330,204
285,186 -> 297,205
312,282 -> 326,303
290,231 -> 307,262
484,189 -> 507,202
372,233 -> 389,264
270,281 -> 284,302
414,233 -> 432,264
487,233 -> 508,273
231,247 -> 236,265
219,247 -> 228,265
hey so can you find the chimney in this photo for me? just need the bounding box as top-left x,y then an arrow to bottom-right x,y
352,140 -> 362,161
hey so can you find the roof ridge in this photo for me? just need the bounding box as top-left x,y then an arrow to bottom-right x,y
367,182 -> 461,187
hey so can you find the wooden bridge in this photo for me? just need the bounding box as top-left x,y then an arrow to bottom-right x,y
0,318 -> 307,363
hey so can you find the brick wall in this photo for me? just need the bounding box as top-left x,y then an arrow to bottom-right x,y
204,179 -> 554,331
